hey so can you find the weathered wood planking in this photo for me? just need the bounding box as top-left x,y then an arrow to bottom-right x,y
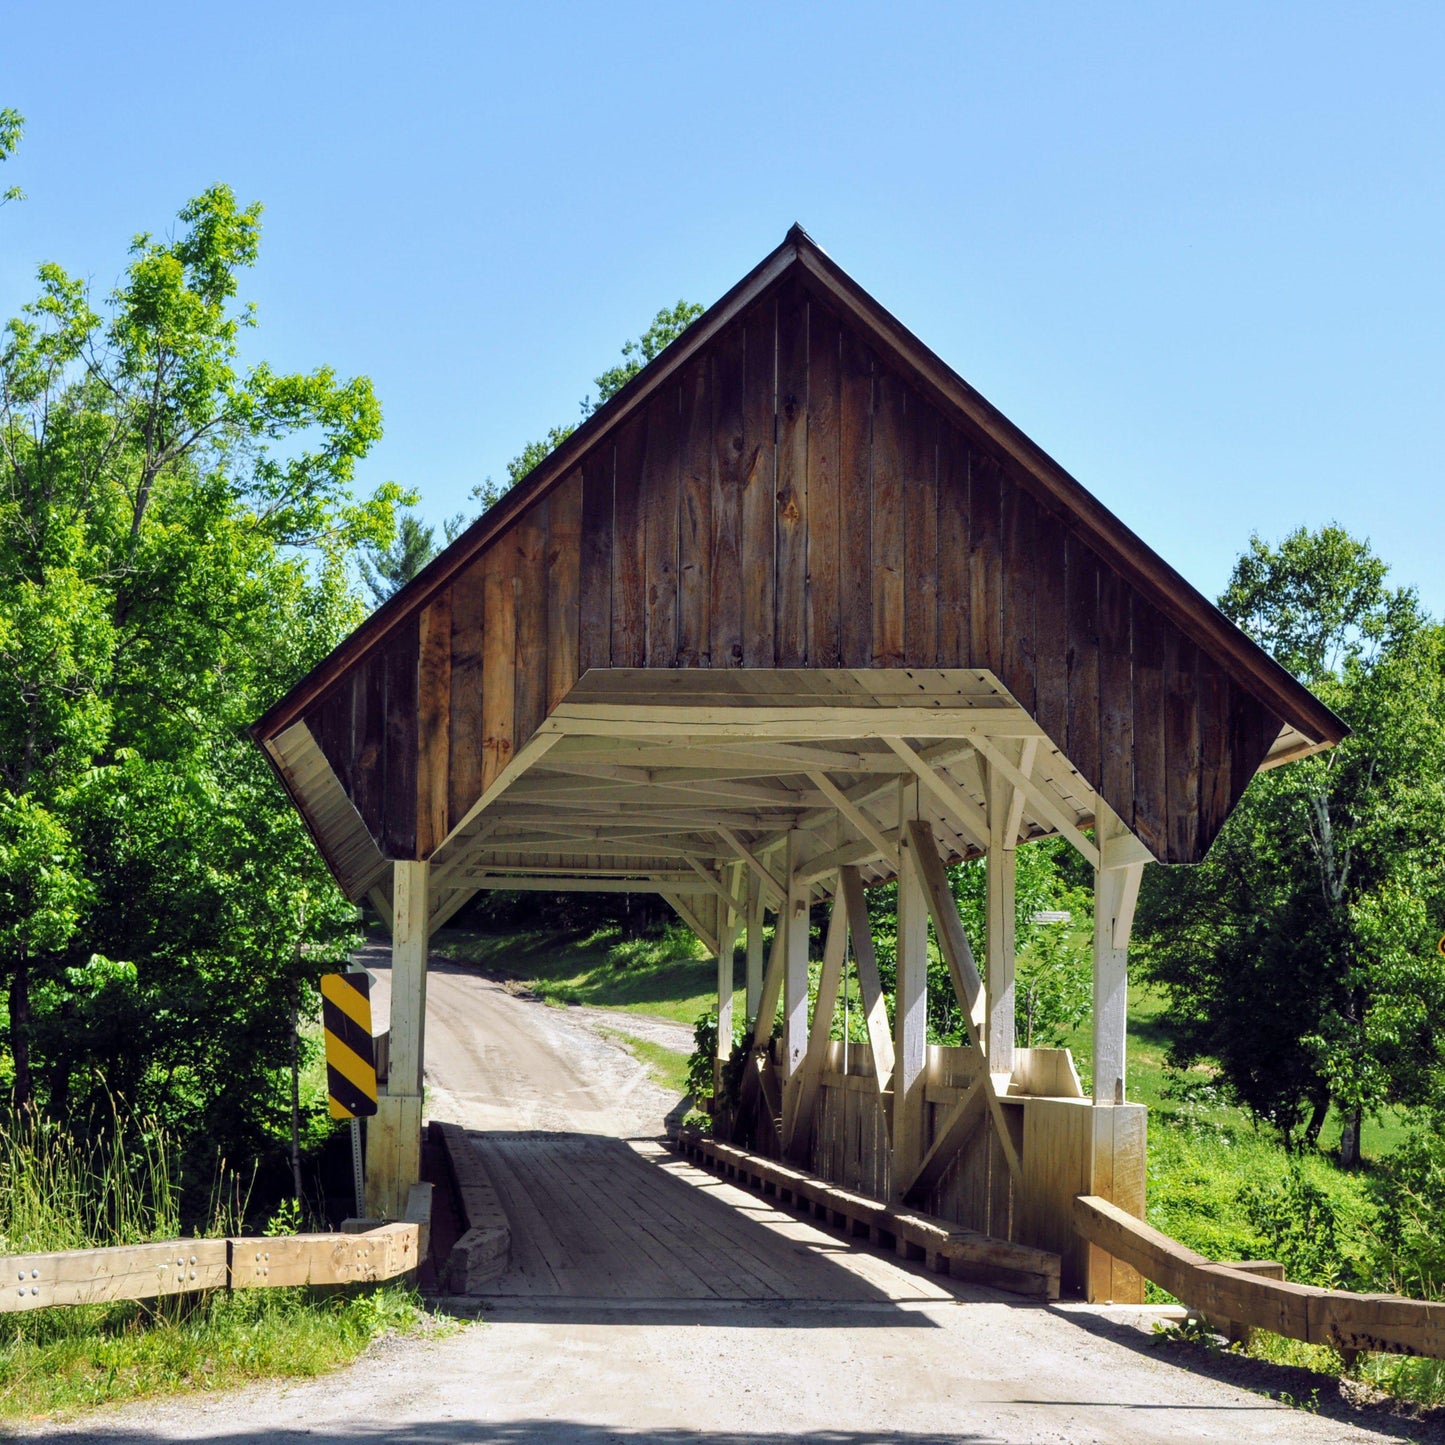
612,413 -> 647,669
0,1226 -> 418,1312
806,305 -> 842,668
678,359 -> 713,666
300,280 -> 1292,867
481,533 -> 517,796
739,298 -> 776,668
709,326 -> 746,668
448,553 -> 487,833
416,591 -> 452,856
578,447 -> 614,671
1076,1194 -> 1445,1357
546,471 -> 582,713
870,370 -> 905,668
936,427 -> 969,665
775,282 -> 809,668
903,397 -> 939,669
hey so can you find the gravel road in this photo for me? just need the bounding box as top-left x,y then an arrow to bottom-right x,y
27,945 -> 1436,1445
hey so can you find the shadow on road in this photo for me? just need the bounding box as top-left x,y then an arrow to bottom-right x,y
32,1427 -> 1013,1444
1053,1306 -> 1439,1443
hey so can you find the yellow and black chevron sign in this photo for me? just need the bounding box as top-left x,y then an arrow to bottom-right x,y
321,972 -> 379,1120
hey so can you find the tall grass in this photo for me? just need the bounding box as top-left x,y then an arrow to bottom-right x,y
0,1109 -> 183,1254
0,1111 -> 431,1420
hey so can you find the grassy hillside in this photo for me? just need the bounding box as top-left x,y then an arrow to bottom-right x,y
432,920 -> 747,1029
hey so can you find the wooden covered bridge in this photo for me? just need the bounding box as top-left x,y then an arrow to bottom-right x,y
252,226 -> 1344,1302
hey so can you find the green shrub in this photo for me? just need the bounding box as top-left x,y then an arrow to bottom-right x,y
1368,1110 -> 1445,1298
1239,1161 -> 1359,1289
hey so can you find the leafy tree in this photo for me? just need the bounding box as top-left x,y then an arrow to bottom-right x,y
0,794 -> 88,1106
1138,527 -> 1445,1164
470,299 -> 703,512
0,183 -> 405,1176
0,107 -> 22,206
359,510 -> 464,606
861,838 -> 1090,1045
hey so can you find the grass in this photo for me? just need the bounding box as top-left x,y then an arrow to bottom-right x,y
0,1286 -> 431,1423
433,919 -> 747,1029
0,1110 -> 440,1422
596,1028 -> 692,1096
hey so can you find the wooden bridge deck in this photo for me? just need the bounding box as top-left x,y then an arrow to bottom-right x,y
468,1131 -> 969,1306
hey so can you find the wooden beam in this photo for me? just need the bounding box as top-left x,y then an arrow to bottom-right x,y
546,705 -> 1043,742
1003,736 -> 1039,847
431,730 -> 564,858
970,733 -> 1100,868
796,832 -> 898,886
881,737 -> 990,853
390,860 -> 429,1098
781,831 -> 810,1080
751,917 -> 787,1048
428,886 -> 475,932
1101,830 -> 1155,870
806,771 -> 900,869
839,866 -> 894,1102
985,758 -> 1016,1076
369,859 -> 429,1221
1093,799 -> 1140,1105
904,819 -> 985,1036
683,856 -> 747,914
892,805 -> 929,1198
745,869 -> 765,1018
782,888 -> 847,1158
901,1075 -> 986,1202
366,884 -> 394,934
715,864 -> 743,1092
461,874 -> 716,894
549,737 -> 903,774
716,827 -> 786,900
663,892 -> 720,956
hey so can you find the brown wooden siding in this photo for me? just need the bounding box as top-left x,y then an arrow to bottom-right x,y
306,276 -> 1282,865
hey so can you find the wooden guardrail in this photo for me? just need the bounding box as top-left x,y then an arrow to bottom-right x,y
1075,1194 -> 1445,1358
0,1223 -> 418,1314
675,1128 -> 1061,1299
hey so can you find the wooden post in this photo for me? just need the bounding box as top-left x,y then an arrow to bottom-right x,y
892,787 -> 928,1198
367,860 -> 428,1220
745,870 -> 765,1022
1093,800 -> 1143,1107
715,866 -> 742,1096
985,758 -> 1016,1075
781,831 -> 810,1080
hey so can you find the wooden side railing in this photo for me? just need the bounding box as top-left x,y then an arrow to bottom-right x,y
1075,1194 -> 1445,1358
0,1222 -> 418,1314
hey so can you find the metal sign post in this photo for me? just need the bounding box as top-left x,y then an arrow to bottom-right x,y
350,1118 -> 366,1220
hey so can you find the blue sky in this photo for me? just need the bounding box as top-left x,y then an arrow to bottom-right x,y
4,3 -> 1442,615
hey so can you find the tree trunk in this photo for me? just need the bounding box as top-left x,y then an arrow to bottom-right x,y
1339,1106 -> 1363,1170
1305,1094 -> 1331,1150
9,952 -> 33,1113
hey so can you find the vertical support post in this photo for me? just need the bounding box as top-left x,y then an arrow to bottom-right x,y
781,831 -> 810,1080
892,801 -> 928,1197
745,870 -> 764,1021
1093,800 -> 1142,1107
714,866 -> 741,1097
367,859 -> 428,1220
985,759 -> 1017,1076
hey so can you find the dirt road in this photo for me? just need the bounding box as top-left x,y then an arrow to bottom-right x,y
35,947 -> 1430,1444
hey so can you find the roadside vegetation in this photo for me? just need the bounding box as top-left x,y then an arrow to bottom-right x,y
0,1112 -> 433,1422
0,112 -> 694,1418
